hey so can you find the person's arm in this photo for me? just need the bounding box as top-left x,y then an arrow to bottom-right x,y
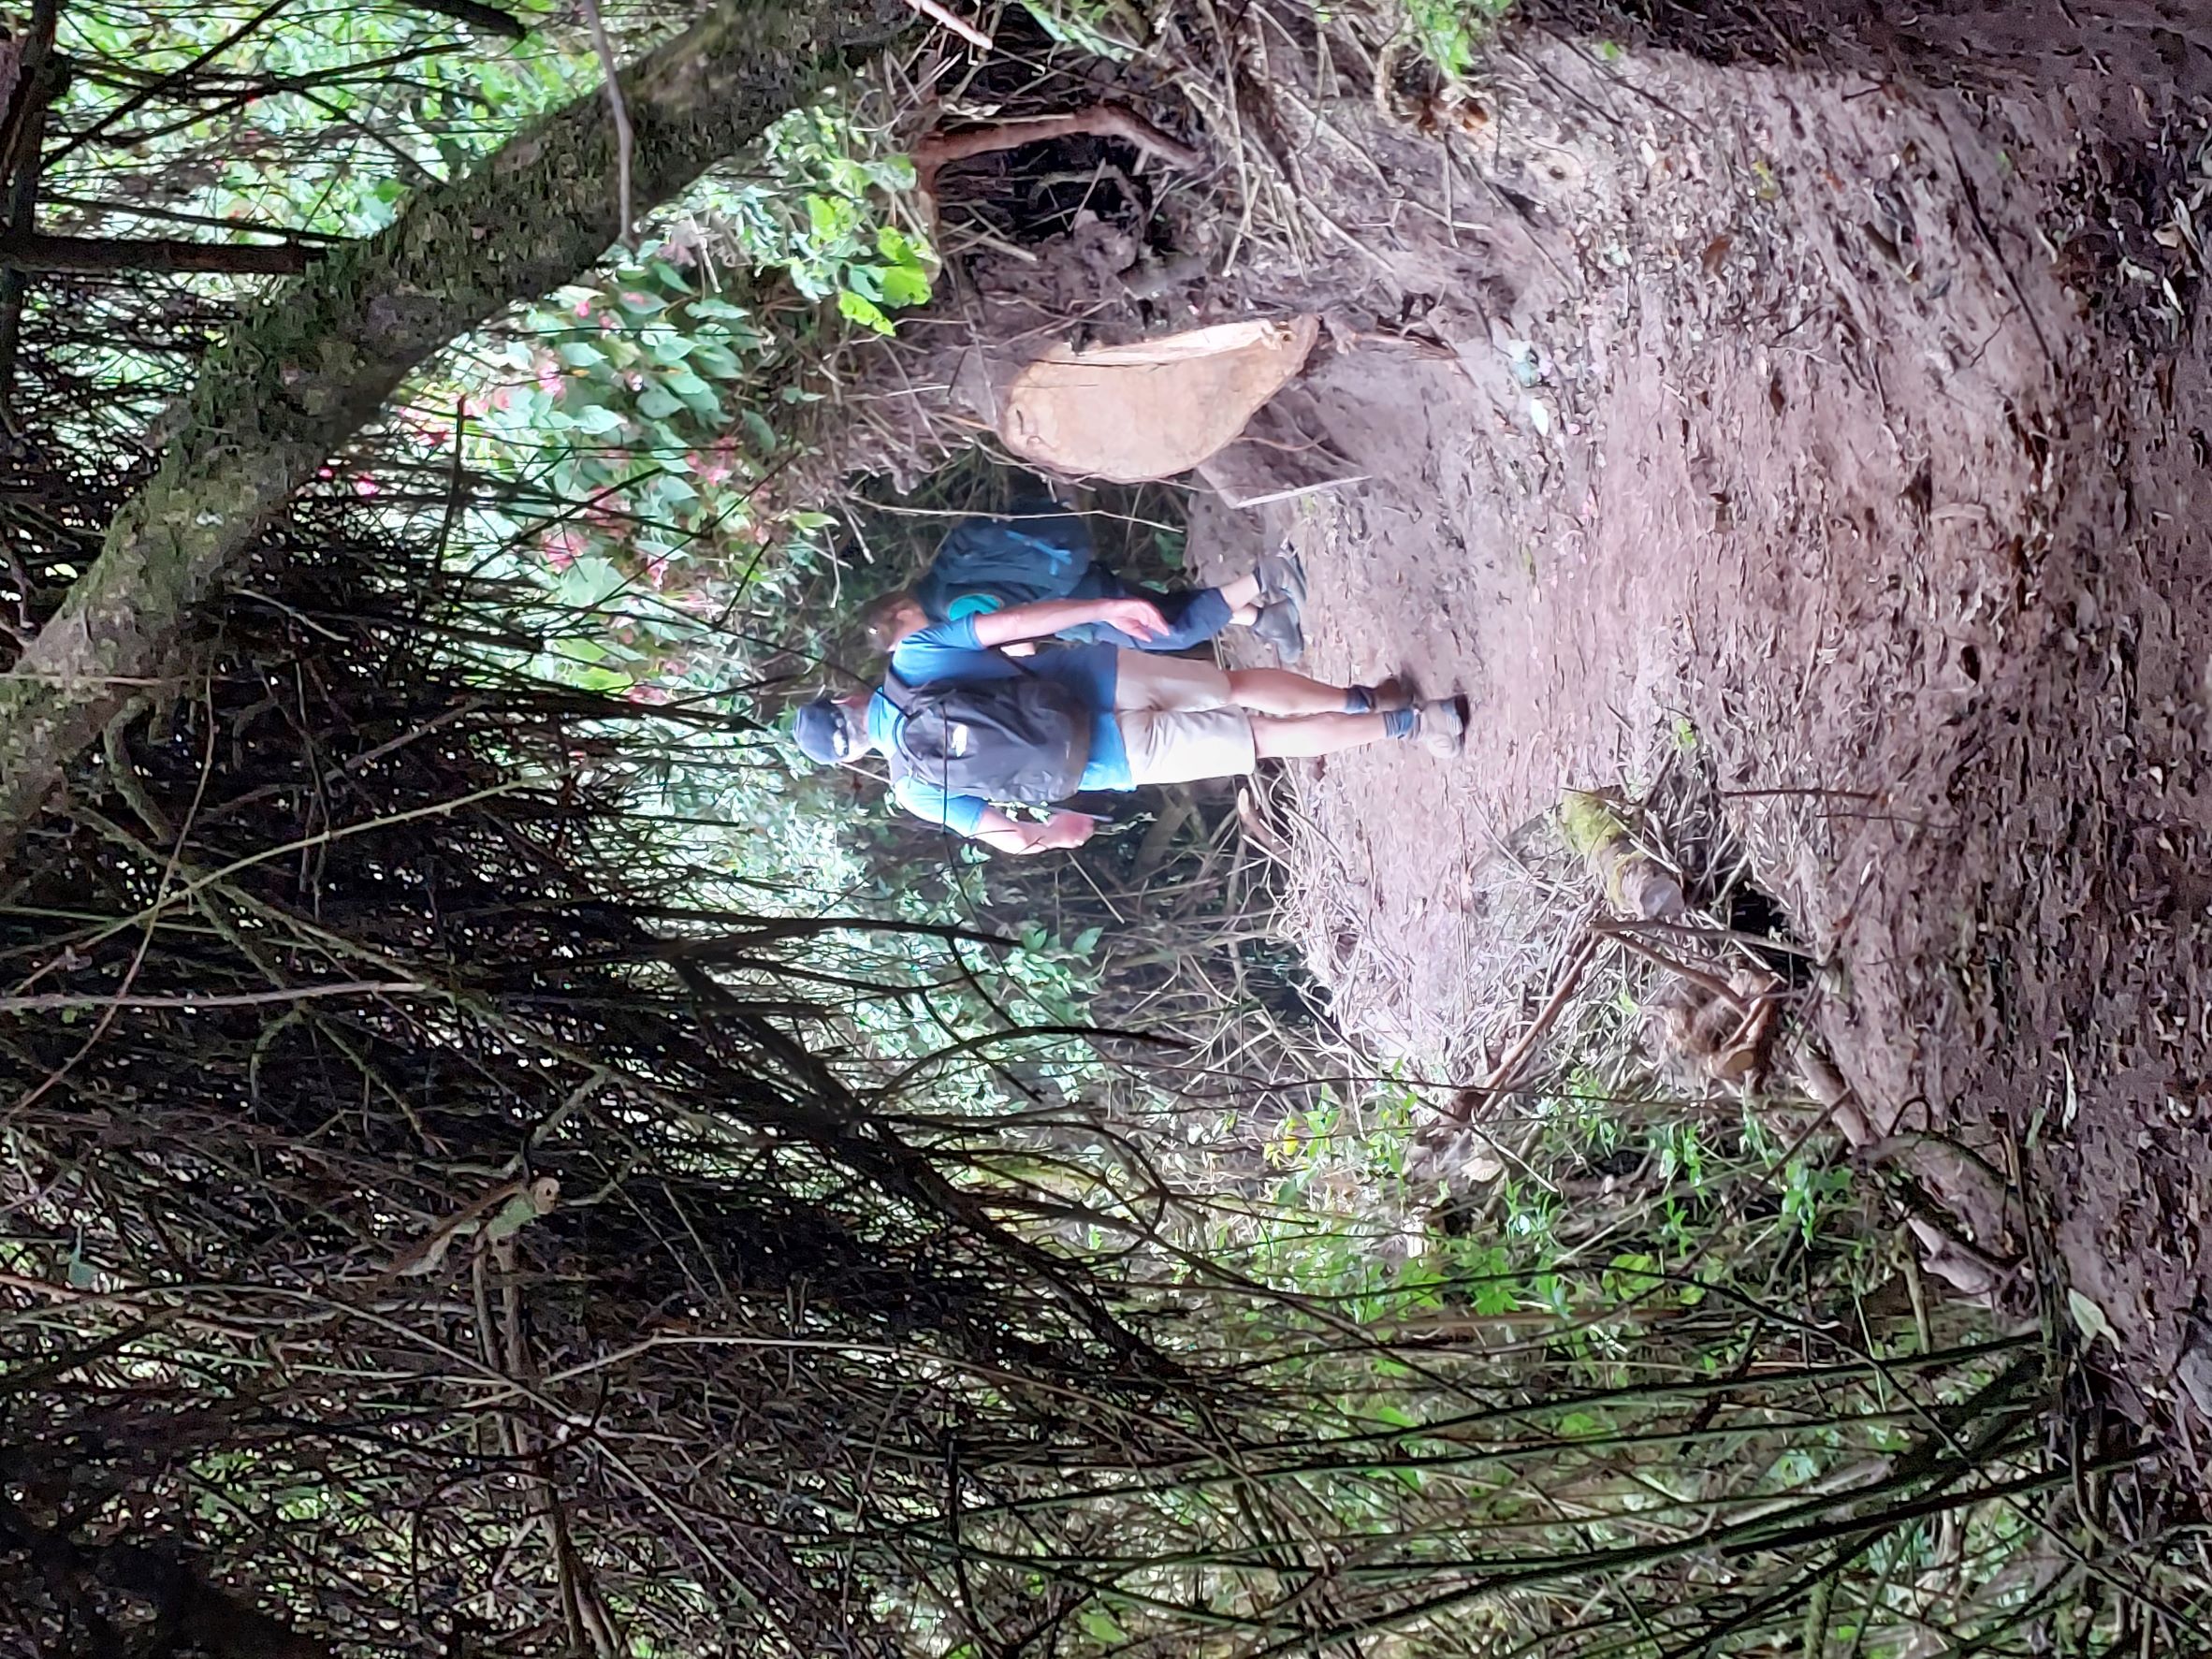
969,807 -> 1097,854
893,775 -> 1091,853
968,595 -> 1169,648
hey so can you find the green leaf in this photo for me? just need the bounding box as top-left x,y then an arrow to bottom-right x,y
688,342 -> 743,379
676,385 -> 725,422
482,1179 -> 559,1244
837,290 -> 892,334
1076,1606 -> 1127,1645
638,386 -> 683,420
572,403 -> 623,435
558,340 -> 606,368
2067,1288 -> 2116,1347
806,193 -> 851,243
1472,1278 -> 1519,1317
880,264 -> 932,307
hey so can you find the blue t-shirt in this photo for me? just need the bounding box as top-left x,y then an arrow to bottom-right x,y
871,618 -> 1129,835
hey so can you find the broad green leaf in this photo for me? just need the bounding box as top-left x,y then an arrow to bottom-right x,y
880,264 -> 932,307
837,290 -> 892,334
2067,1288 -> 2115,1346
1076,1607 -> 1127,1645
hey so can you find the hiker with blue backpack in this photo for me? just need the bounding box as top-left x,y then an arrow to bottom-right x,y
793,591 -> 1466,855
859,494 -> 1311,662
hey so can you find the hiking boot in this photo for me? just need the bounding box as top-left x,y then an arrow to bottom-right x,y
1414,696 -> 1467,757
1248,598 -> 1305,664
1256,547 -> 1309,612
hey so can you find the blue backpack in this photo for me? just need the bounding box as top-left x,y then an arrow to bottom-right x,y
879,668 -> 1093,806
912,509 -> 1096,622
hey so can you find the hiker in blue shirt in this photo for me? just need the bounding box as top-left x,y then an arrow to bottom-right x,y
861,498 -> 1311,662
793,592 -> 1465,855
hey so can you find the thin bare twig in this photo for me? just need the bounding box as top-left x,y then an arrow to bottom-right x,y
895,0 -> 993,52
576,0 -> 635,250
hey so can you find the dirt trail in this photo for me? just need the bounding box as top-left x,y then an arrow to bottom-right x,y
1184,11 -> 2212,1438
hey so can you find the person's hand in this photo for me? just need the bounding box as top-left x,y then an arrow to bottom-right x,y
1096,598 -> 1170,642
1035,810 -> 1097,850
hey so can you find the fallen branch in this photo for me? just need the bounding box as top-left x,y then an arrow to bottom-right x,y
1591,919 -> 1743,1004
1448,926 -> 1602,1119
913,101 -> 1204,191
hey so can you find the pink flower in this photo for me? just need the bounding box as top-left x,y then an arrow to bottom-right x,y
353,476 -> 381,497
543,528 -> 584,571
575,299 -> 593,318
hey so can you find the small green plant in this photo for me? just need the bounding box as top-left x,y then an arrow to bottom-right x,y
706,107 -> 934,333
1400,0 -> 1514,80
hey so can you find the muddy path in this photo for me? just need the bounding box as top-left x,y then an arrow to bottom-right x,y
1174,6 -> 2212,1450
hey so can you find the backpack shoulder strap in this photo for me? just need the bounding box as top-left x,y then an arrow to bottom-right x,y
877,672 -> 918,711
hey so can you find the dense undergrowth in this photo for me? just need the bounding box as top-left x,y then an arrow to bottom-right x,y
0,0 -> 2205,1654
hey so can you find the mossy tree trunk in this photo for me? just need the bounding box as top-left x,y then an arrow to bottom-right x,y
0,0 -> 909,852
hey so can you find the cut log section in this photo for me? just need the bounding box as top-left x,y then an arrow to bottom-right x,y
996,315 -> 1319,484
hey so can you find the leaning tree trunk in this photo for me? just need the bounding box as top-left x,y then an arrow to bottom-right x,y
0,0 -> 909,855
